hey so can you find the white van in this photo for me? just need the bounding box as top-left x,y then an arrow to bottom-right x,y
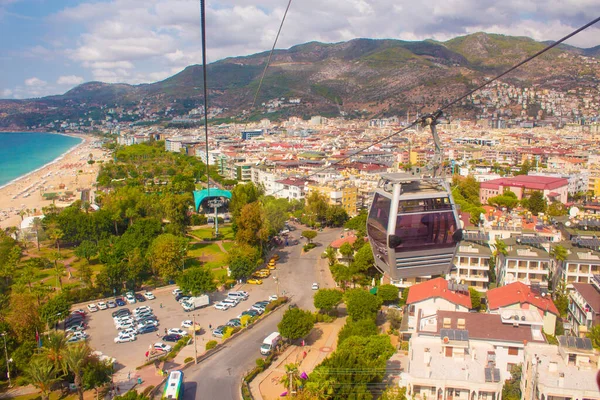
228,291 -> 248,301
260,332 -> 281,355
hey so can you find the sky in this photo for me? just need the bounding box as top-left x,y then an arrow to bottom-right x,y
1,0 -> 600,99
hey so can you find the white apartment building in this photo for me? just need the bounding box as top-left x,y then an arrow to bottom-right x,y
497,244 -> 552,287
451,242 -> 492,292
251,166 -> 278,196
567,280 -> 600,338
529,170 -> 589,195
561,248 -> 600,288
521,339 -> 599,400
272,178 -> 307,200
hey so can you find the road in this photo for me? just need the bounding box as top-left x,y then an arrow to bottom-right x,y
182,226 -> 342,400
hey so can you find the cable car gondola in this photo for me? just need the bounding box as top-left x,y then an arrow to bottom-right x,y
367,113 -> 463,279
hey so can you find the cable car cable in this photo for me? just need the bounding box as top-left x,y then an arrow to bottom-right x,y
200,0 -> 211,197
250,0 -> 294,111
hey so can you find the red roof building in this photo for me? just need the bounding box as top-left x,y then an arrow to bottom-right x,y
480,175 -> 568,204
407,277 -> 472,309
487,282 -> 559,335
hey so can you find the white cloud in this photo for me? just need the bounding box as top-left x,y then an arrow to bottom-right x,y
57,75 -> 84,85
24,77 -> 47,87
1,88 -> 12,98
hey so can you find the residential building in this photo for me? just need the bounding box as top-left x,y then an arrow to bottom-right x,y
567,280 -> 600,337
486,282 -> 559,335
403,310 -> 547,400
306,184 -> 358,216
521,339 -> 599,400
241,129 -> 263,140
528,170 -> 589,195
496,239 -> 552,288
561,247 -> 600,287
479,175 -> 569,204
402,278 -> 471,337
234,162 -> 253,181
451,239 -> 492,292
272,177 -> 308,201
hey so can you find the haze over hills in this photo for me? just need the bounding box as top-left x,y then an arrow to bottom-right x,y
1,32 -> 599,129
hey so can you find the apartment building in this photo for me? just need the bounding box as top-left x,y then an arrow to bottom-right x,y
403,310 -> 547,400
306,184 -> 358,216
272,177 -> 308,200
561,247 -> 600,287
567,280 -> 600,338
486,282 -> 559,335
402,278 -> 471,337
497,240 -> 552,287
451,241 -> 492,292
521,339 -> 599,400
479,175 -> 569,204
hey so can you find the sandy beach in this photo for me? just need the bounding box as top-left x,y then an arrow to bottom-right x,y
0,134 -> 110,230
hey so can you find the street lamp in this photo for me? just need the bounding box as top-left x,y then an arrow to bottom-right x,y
1,332 -> 11,387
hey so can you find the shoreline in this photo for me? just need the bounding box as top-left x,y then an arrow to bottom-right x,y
0,133 -> 110,230
0,133 -> 85,190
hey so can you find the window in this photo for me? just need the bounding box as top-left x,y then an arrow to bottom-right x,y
507,363 -> 516,372
508,347 -> 519,356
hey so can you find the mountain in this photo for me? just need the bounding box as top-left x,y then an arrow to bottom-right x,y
1,32 -> 599,129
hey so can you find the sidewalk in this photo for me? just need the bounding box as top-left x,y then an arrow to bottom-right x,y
250,317 -> 346,400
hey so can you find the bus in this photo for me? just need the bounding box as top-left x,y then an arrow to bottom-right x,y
163,370 -> 184,400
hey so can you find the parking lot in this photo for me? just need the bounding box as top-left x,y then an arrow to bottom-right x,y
80,278 -> 281,372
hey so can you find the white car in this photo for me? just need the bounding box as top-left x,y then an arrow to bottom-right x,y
250,305 -> 265,314
177,297 -> 190,304
228,291 -> 249,301
114,333 -> 136,343
312,283 -> 319,290
133,306 -> 152,314
167,328 -> 188,336
87,303 -> 99,312
65,324 -> 85,333
97,301 -> 108,310
214,302 -> 230,311
172,288 -> 182,296
114,316 -> 134,324
69,331 -> 88,340
221,298 -> 239,307
67,336 -> 85,343
116,321 -> 135,330
268,295 -> 278,302
125,293 -> 136,304
143,292 -> 155,300
181,320 -> 201,329
119,328 -> 138,336
154,342 -> 172,352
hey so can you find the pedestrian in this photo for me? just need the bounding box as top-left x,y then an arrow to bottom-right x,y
127,371 -> 131,380
209,323 -> 212,330
164,328 -> 167,335
156,331 -> 160,338
116,386 -> 120,395
160,303 -> 163,308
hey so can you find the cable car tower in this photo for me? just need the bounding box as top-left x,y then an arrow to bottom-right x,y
367,111 -> 463,280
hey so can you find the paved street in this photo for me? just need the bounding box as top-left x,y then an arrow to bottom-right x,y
182,226 -> 342,400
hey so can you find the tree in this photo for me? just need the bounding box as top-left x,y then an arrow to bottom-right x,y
380,386 -> 408,400
469,287 -> 481,311
516,159 -> 532,176
75,240 -> 98,263
527,191 -> 547,216
278,308 -> 315,341
547,202 -> 568,217
40,293 -> 72,328
344,210 -> 367,238
502,364 -> 522,400
82,356 -> 113,400
337,318 -> 378,344
47,227 -> 64,254
230,182 -> 263,222
325,205 -> 349,227
235,202 -> 269,250
330,263 -> 352,291
32,217 -> 44,251
313,289 -> 343,313
305,191 -> 329,225
63,342 -> 91,400
227,244 -> 261,280
146,234 -> 188,279
301,230 -> 317,244
113,391 -> 149,400
377,284 -> 400,303
338,242 -> 354,262
176,267 -> 216,295
488,190 -> 519,209
25,357 -> 60,400
51,252 -> 66,290
324,246 -> 336,266
279,363 -> 302,394
351,243 -> 374,273
587,325 -> 600,349
42,331 -> 67,373
6,292 -> 42,342
386,308 -> 402,330
344,289 -> 383,321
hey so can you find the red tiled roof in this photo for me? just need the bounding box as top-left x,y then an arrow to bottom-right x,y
487,282 -> 559,316
480,176 -> 568,191
330,235 -> 359,249
406,277 -> 472,309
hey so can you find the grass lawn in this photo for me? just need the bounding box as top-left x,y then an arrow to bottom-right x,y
13,391 -> 77,400
188,243 -> 226,259
189,225 -> 234,241
221,242 -> 234,252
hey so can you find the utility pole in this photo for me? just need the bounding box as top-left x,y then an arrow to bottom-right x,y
1,332 -> 11,387
192,315 -> 198,364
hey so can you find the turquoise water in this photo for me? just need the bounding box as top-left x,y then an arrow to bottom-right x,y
0,132 -> 83,188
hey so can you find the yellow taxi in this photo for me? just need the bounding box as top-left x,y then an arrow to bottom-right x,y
247,278 -> 263,285
271,254 -> 280,261
267,261 -> 276,270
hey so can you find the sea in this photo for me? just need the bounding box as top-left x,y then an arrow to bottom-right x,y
0,132 -> 83,188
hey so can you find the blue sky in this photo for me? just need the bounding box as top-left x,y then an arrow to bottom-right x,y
1,0 -> 599,99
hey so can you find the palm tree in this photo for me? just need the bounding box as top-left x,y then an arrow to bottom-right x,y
32,217 -> 43,251
51,252 -> 65,290
280,363 -> 302,395
47,228 -> 64,255
62,342 -> 91,400
25,357 -> 60,400
43,332 -> 68,373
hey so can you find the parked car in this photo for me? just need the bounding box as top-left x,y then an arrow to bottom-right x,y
137,319 -> 159,328
119,328 -> 138,336
71,309 -> 86,317
172,288 -> 182,296
107,300 -> 117,308
68,331 -> 88,340
66,336 -> 86,343
135,293 -> 146,303
114,333 -> 136,343
250,305 -> 265,314
312,283 -> 319,290
137,325 -> 158,334
228,291 -> 248,301
268,295 -> 278,302
167,328 -> 188,337
221,298 -> 239,308
97,302 -> 108,310
226,318 -> 241,328
125,293 -> 136,304
144,292 -> 156,300
247,278 -> 263,285
115,298 -> 126,307
65,324 -> 86,333
177,297 -> 190,304
87,304 -> 99,312
116,321 -> 135,330
214,302 -> 230,311
112,309 -> 130,318
238,309 -> 259,319
162,334 -> 182,342
154,342 -> 172,352
211,326 -> 225,338
134,312 -> 154,321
